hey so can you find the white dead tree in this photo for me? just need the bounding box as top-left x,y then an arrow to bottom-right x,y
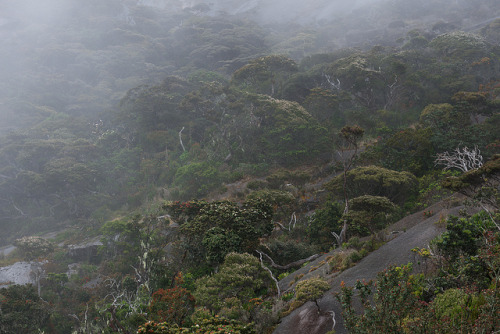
179,127 -> 186,152
324,73 -> 341,90
256,250 -> 280,297
435,145 -> 483,172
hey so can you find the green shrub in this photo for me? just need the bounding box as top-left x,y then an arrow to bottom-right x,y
295,277 -> 330,311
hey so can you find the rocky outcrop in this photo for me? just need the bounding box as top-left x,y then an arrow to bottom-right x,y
273,200 -> 468,334
0,262 -> 36,286
67,237 -> 103,264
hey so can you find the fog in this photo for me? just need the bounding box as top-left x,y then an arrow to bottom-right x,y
0,0 -> 499,134
0,4 -> 499,333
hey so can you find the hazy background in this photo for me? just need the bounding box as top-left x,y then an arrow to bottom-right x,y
1,0 -> 499,134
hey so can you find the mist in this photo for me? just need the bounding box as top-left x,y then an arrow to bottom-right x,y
1,0 -> 498,134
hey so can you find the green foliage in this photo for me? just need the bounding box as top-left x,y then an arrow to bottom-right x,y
302,87 -> 343,126
263,239 -> 318,267
326,166 -> 418,206
100,218 -> 142,260
294,277 -> 330,311
238,94 -> 330,165
246,189 -> 295,206
246,180 -> 268,190
343,195 -> 397,236
434,211 -> 496,260
149,273 -> 195,326
13,236 -> 55,261
173,161 -> 223,200
138,316 -> 256,334
246,189 -> 295,221
429,31 -> 488,60
2,4 -> 500,332
414,170 -> 457,209
431,288 -> 483,327
265,169 -> 311,189
339,226 -> 500,333
363,128 -> 435,176
338,263 -> 424,333
118,77 -> 193,134
166,199 -> 273,267
0,284 -> 51,333
306,201 -> 343,249
232,55 -> 298,97
193,253 -> 272,313
442,154 -> 500,209
418,93 -> 499,157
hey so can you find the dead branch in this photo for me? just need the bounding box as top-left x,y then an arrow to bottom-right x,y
288,212 -> 297,231
328,311 -> 336,331
435,146 -> 483,172
257,250 -> 321,270
256,250 -> 280,297
324,73 -> 341,90
274,221 -> 286,230
179,127 -> 186,152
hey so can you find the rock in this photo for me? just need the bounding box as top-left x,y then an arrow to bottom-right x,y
67,237 -> 103,264
0,262 -> 36,286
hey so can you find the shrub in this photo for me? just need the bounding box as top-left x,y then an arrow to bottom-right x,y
295,277 -> 330,312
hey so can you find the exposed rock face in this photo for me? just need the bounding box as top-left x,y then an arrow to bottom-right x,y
273,201 -> 468,334
0,262 -> 36,286
67,238 -> 103,264
0,236 -> 103,287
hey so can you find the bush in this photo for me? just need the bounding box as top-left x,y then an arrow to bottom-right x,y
193,253 -> 272,313
306,201 -> 343,250
295,277 -> 330,311
326,166 -> 418,206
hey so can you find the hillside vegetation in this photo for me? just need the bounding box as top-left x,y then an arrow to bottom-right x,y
0,1 -> 499,333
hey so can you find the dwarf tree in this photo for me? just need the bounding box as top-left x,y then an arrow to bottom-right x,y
333,125 -> 364,246
295,277 -> 330,313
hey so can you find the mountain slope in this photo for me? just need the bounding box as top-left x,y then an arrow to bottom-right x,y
273,197 -> 469,334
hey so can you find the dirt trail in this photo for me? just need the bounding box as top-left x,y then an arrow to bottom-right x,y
273,197 -> 468,334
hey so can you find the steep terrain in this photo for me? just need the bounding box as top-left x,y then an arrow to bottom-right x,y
0,1 -> 499,332
274,198 -> 469,334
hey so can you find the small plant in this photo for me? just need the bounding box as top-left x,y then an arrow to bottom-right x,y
247,180 -> 268,190
294,273 -> 305,282
281,292 -> 294,302
423,210 -> 434,218
277,272 -> 289,280
308,265 -> 319,273
295,277 -> 330,312
348,251 -> 363,263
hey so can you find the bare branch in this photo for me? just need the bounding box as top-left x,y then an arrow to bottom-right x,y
435,146 -> 483,172
256,250 -> 280,297
328,311 -> 336,331
179,126 -> 186,152
288,212 -> 297,231
11,201 -> 27,216
257,250 -> 321,270
275,221 -> 287,230
324,73 -> 341,90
